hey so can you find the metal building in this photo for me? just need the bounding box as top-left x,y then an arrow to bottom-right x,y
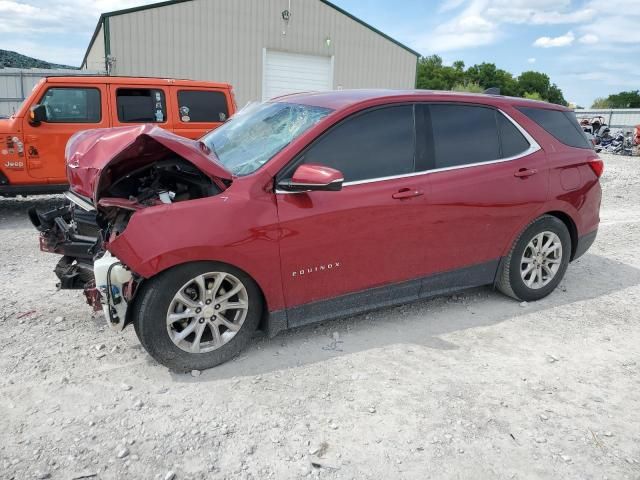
81,0 -> 419,107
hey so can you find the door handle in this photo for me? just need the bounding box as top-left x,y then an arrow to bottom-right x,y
514,168 -> 538,178
392,188 -> 424,200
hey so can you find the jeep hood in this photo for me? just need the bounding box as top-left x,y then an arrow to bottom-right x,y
66,124 -> 232,201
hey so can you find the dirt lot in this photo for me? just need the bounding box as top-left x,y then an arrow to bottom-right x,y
1,152 -> 639,480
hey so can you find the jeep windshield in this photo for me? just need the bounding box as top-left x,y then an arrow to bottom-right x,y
201,102 -> 332,176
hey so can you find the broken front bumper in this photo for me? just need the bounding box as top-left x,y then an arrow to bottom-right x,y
31,196 -> 137,332
29,202 -> 98,289
92,251 -> 134,332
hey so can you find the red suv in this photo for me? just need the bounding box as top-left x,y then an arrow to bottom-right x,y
35,90 -> 603,371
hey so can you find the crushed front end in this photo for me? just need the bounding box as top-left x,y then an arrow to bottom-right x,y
33,124 -> 232,332
30,192 -> 141,331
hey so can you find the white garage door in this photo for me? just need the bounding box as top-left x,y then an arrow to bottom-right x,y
263,50 -> 333,101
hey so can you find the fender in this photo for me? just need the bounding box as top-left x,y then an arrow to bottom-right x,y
106,187 -> 286,312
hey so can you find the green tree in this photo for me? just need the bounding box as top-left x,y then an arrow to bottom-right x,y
414,56 -> 567,105
416,55 -> 465,90
523,91 -> 544,101
591,97 -> 610,108
547,84 -> 567,106
517,71 -> 551,100
452,60 -> 465,72
606,90 -> 640,108
451,82 -> 484,93
464,63 -> 518,96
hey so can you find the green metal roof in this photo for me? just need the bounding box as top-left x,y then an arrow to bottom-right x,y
81,0 -> 420,68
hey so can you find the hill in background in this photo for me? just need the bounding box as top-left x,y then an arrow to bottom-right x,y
0,49 -> 77,69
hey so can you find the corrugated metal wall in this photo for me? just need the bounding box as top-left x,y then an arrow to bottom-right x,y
0,68 -> 78,117
575,109 -> 640,131
105,0 -> 417,106
84,24 -> 107,72
0,68 -> 99,117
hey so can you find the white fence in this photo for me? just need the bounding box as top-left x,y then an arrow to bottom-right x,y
575,108 -> 640,132
0,68 -> 100,117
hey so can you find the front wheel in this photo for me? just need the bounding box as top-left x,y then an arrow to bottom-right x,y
133,261 -> 262,371
496,215 -> 571,302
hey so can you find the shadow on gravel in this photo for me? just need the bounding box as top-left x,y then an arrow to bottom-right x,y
0,195 -> 66,230
176,252 -> 640,381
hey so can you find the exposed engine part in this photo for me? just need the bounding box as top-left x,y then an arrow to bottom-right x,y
103,157 -> 222,206
54,256 -> 95,290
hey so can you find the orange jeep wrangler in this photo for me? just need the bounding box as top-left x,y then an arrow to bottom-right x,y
0,76 -> 236,196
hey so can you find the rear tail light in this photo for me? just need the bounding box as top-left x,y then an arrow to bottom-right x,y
588,158 -> 604,178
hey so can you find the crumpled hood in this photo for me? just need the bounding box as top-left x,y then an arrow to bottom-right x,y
65,124 -> 232,202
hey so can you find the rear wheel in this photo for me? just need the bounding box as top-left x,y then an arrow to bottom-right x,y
133,261 -> 262,371
497,215 -> 571,302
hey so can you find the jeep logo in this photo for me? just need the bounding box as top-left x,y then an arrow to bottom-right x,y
4,161 -> 24,170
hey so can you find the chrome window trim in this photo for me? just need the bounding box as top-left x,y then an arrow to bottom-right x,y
286,178 -> 344,188
275,107 -> 540,194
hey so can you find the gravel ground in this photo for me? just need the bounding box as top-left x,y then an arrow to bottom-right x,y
1,153 -> 639,480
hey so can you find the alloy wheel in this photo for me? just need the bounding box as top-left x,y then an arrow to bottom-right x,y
166,272 -> 249,353
520,231 -> 563,290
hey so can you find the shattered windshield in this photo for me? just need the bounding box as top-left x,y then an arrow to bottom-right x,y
201,102 -> 333,176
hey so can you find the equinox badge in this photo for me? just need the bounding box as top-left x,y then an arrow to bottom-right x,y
292,262 -> 341,277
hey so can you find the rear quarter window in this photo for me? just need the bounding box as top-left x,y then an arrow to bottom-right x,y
517,106 -> 591,149
497,112 -> 530,157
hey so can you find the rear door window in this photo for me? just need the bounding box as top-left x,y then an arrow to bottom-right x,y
428,104 -> 500,169
292,105 -> 415,183
39,87 -> 101,123
517,106 -> 591,149
416,104 -> 532,171
116,88 -> 166,123
177,90 -> 229,123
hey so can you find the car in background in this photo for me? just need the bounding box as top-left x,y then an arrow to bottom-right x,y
0,76 -> 236,197
35,90 -> 603,371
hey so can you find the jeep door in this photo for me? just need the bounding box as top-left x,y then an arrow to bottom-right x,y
275,104 -> 432,318
22,84 -> 109,182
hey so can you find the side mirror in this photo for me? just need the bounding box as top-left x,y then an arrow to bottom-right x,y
278,164 -> 344,192
29,104 -> 48,126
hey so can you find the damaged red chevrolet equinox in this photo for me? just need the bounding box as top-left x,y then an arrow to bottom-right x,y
33,90 -> 602,371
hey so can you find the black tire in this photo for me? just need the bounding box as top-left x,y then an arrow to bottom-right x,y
133,261 -> 262,371
496,215 -> 571,302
